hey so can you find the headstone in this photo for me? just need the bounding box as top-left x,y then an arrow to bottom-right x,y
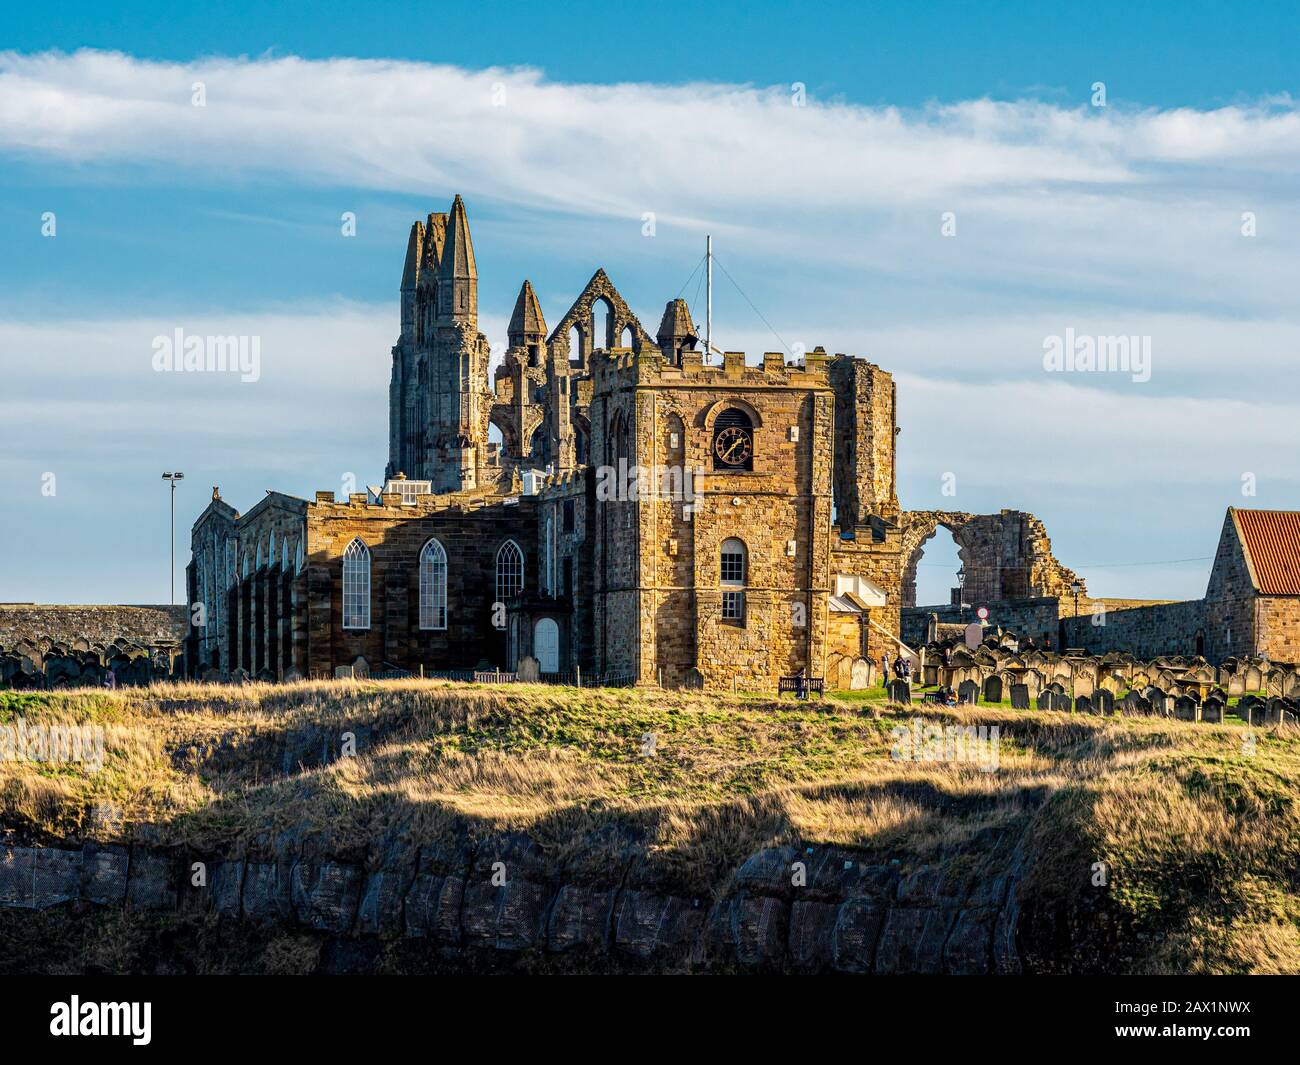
1074,695 -> 1093,715
964,622 -> 983,650
1201,697 -> 1224,724
517,655 -> 540,682
1010,683 -> 1030,709
981,675 -> 1003,703
957,680 -> 979,705
850,657 -> 872,690
1174,696 -> 1198,722
1094,688 -> 1115,716
887,679 -> 911,705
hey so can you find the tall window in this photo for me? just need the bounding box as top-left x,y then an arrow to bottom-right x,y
496,540 -> 524,603
419,538 -> 448,630
721,537 -> 747,622
342,538 -> 371,629
544,517 -> 555,596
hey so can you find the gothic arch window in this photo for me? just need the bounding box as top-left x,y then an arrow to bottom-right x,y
720,537 -> 747,623
342,538 -> 371,630
544,516 -> 556,596
712,407 -> 754,471
496,540 -> 524,603
419,538 -> 448,630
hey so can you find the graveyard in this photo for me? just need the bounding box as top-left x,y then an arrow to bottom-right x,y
1,675 -> 1297,974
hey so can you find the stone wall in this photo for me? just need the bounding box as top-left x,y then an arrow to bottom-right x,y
303,492 -> 540,676
0,836 -> 1024,975
0,605 -> 187,648
902,598 -> 1063,649
1061,599 -> 1206,659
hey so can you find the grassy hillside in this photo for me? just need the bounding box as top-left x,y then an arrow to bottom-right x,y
1,681 -> 1298,973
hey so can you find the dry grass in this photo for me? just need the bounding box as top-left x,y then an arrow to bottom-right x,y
2,680 -> 1298,972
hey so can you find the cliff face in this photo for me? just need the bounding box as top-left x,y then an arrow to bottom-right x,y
0,833 -> 1029,974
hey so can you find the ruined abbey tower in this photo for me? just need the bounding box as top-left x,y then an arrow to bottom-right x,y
387,195 -> 494,491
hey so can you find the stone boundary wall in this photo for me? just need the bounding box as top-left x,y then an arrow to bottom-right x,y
0,836 -> 1025,974
0,605 -> 187,648
1061,600 -> 1204,659
902,598 -> 1062,648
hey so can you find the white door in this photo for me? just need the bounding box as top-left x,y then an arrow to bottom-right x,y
533,618 -> 560,673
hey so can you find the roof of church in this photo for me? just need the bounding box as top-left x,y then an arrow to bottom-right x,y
1233,508 -> 1300,595
508,280 -> 547,338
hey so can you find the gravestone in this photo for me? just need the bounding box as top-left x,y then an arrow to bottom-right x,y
981,675 -> 1003,703
850,657 -> 872,690
957,680 -> 979,705
887,680 -> 911,705
1173,696 -> 1198,722
1074,695 -> 1093,715
1036,691 -> 1053,710
517,655 -> 540,682
1010,683 -> 1030,709
1201,697 -> 1224,724
1093,688 -> 1115,715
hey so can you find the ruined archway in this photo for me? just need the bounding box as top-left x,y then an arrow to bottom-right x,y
900,510 -> 1084,608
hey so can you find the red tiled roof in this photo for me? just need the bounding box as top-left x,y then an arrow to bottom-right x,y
1234,509 -> 1300,596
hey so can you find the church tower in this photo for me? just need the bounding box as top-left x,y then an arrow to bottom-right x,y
387,195 -> 494,492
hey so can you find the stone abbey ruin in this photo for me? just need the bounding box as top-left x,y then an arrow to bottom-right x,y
5,197 -> 1300,695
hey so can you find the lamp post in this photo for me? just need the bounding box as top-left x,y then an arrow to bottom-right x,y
1071,579 -> 1082,619
956,564 -> 966,623
162,472 -> 185,605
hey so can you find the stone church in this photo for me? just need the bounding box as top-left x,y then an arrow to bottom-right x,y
185,195 -> 906,689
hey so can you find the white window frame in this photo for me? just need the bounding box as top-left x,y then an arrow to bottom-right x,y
721,537 -> 747,623
419,538 -> 448,631
496,539 -> 524,603
342,538 -> 371,630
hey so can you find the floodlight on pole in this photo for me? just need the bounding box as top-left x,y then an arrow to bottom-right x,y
162,472 -> 185,605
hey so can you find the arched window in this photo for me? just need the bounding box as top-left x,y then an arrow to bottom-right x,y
720,537 -> 747,623
496,540 -> 524,603
342,538 -> 371,629
418,538 -> 448,630
544,516 -> 555,595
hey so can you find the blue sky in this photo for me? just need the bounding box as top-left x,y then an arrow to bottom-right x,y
2,1 -> 1299,605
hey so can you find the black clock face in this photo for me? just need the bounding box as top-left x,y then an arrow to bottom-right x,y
714,425 -> 753,467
